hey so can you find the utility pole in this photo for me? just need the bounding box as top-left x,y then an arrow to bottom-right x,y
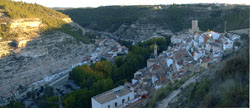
224,21 -> 227,34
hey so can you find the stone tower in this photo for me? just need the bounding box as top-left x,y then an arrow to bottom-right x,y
191,20 -> 199,33
154,43 -> 157,59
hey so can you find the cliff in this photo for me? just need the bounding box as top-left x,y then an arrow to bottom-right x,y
0,17 -> 74,58
112,23 -> 173,42
62,5 -> 249,42
0,0 -> 95,99
9,18 -> 43,33
0,31 -> 95,97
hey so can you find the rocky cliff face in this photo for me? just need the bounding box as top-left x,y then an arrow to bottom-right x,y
9,18 -> 43,33
112,23 -> 173,42
0,26 -> 95,98
0,18 -> 74,58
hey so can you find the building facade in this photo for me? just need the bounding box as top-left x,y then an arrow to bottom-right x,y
91,86 -> 135,108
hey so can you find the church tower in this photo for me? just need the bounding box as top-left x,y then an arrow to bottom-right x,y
154,43 -> 157,59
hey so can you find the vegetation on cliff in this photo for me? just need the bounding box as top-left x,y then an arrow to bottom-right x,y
199,8 -> 249,32
152,6 -> 193,32
61,5 -> 192,32
61,6 -> 149,32
166,47 -> 249,108
0,0 -> 68,30
62,5 -> 249,33
0,0 -> 91,43
0,101 -> 25,108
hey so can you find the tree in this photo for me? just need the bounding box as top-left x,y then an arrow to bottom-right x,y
0,101 -> 25,108
115,56 -> 124,67
91,78 -> 114,94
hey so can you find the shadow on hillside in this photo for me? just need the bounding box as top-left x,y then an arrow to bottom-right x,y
0,22 -> 93,98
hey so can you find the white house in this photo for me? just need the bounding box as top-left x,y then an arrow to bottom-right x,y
222,38 -> 233,50
132,79 -> 138,85
232,34 -> 240,41
91,86 -> 135,108
205,43 -> 211,51
166,58 -> 173,67
151,75 -> 158,86
198,35 -> 204,44
193,51 -> 203,61
210,31 -> 220,40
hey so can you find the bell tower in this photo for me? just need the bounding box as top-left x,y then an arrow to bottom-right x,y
154,43 -> 157,59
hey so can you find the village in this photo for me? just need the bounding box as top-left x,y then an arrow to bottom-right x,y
0,0 -> 248,107
0,20 -> 243,108
90,20 -> 242,108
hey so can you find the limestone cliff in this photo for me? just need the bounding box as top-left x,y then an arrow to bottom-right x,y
0,16 -> 96,97
0,0 -> 95,98
112,23 -> 173,42
0,31 -> 95,97
9,18 -> 43,33
0,17 -> 73,58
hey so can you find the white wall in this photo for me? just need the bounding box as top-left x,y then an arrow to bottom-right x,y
93,91 -> 134,108
92,98 -> 102,108
147,60 -> 155,68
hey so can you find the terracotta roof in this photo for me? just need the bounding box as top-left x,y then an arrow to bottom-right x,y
177,62 -> 183,65
202,58 -> 211,62
160,76 -> 166,83
152,64 -> 160,70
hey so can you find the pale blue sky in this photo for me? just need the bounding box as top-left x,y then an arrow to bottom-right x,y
14,0 -> 250,8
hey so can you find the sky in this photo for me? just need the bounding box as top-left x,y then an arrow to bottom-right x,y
14,0 -> 250,8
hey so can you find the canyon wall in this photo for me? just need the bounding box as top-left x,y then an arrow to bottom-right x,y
0,22 -> 95,97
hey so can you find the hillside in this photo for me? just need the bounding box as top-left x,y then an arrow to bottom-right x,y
136,35 -> 249,108
0,0 -> 97,99
0,0 -> 93,43
61,6 -> 149,32
0,0 -> 66,38
61,5 -> 249,41
0,1 -> 249,108
165,46 -> 249,108
0,0 -> 68,27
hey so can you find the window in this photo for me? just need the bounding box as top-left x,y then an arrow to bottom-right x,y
115,102 -> 117,107
128,97 -> 130,101
108,105 -> 110,108
122,99 -> 125,103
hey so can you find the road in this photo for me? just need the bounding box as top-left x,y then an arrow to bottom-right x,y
156,55 -> 228,108
156,72 -> 201,108
15,71 -> 70,100
49,74 -> 69,87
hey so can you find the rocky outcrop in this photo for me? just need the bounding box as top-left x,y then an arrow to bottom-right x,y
112,23 -> 173,42
0,31 -> 95,98
9,18 -> 42,33
62,18 -> 73,23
